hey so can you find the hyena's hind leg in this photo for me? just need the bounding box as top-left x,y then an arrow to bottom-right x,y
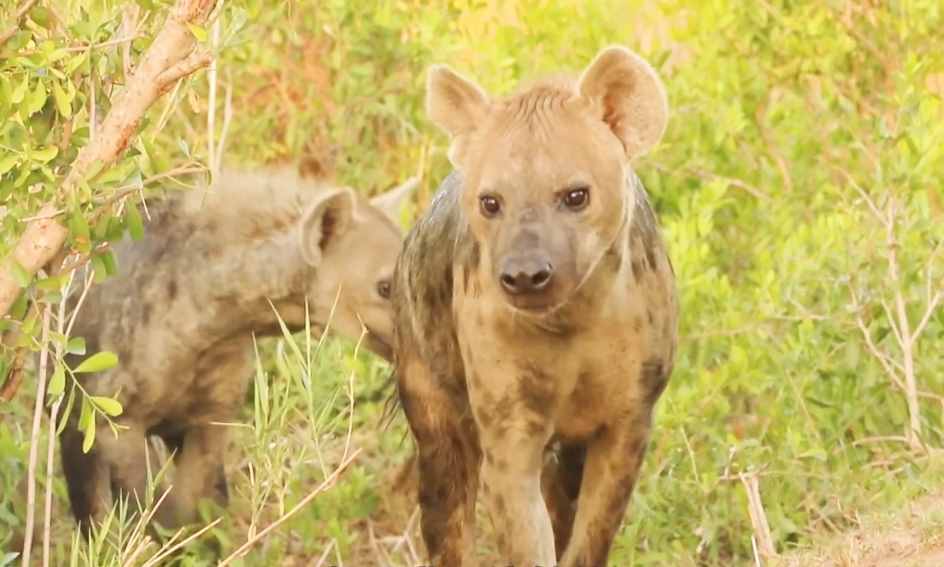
542,442 -> 586,559
398,356 -> 481,567
61,425 -> 112,536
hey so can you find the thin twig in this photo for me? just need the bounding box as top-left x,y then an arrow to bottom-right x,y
20,305 -> 51,567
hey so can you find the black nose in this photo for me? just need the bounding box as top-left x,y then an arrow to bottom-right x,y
500,258 -> 554,295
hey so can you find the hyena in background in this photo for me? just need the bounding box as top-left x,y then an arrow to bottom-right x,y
62,167 -> 417,533
393,46 -> 678,566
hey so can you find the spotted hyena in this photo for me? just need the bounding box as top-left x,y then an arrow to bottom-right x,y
61,167 -> 417,533
392,46 -> 678,566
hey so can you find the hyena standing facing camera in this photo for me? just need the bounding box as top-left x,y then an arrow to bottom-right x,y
61,167 -> 417,534
392,46 -> 678,566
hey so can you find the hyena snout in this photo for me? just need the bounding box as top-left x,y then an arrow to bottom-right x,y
499,254 -> 554,295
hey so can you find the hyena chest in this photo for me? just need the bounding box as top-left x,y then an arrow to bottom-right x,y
455,291 -> 669,441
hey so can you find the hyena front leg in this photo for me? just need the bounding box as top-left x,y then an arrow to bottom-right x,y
558,411 -> 654,567
466,365 -> 557,566
542,442 -> 586,559
398,357 -> 480,567
158,424 -> 229,528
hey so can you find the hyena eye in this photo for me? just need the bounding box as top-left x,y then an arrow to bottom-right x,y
479,194 -> 502,218
562,187 -> 590,211
376,280 -> 392,299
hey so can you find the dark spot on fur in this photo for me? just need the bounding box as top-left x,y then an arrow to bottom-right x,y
166,280 -> 178,300
141,303 -> 152,325
517,364 -> 555,414
526,418 -> 546,437
631,259 -> 644,280
633,316 -> 643,333
493,393 -> 516,425
647,309 -> 655,325
641,357 -> 668,405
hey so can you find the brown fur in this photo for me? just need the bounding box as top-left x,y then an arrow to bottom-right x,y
394,46 -> 677,566
61,167 -> 416,534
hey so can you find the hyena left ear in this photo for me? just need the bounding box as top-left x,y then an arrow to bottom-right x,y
427,64 -> 490,165
299,188 -> 356,266
578,45 -> 669,158
370,176 -> 420,224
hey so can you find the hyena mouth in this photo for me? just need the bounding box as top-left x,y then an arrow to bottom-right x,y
364,329 -> 394,362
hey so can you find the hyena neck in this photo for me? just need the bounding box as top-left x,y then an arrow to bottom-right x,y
176,231 -> 312,342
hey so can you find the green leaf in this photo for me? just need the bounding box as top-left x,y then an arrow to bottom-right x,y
72,351 -> 118,374
56,390 -> 75,435
31,145 -> 58,163
66,336 -> 86,355
47,364 -> 65,396
91,396 -> 123,417
81,412 -> 96,453
22,80 -> 47,117
0,155 -> 18,174
9,259 -> 32,288
10,75 -> 28,104
52,81 -> 72,118
91,253 -> 107,283
125,202 -> 144,240
187,23 -> 208,42
100,250 -> 117,276
65,53 -> 87,75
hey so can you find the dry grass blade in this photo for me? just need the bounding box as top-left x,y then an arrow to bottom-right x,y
741,472 -> 777,562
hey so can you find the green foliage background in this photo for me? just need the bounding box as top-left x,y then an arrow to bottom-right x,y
2,0 -> 943,565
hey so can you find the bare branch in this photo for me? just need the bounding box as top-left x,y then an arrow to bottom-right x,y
20,306 -> 51,567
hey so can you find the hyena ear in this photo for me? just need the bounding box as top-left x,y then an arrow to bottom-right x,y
370,176 -> 420,223
578,45 -> 669,158
427,65 -> 490,162
298,188 -> 356,266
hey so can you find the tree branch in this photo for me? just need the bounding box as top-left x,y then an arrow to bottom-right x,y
0,0 -> 217,320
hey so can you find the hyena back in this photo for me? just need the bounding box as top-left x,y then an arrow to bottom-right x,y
62,167 -> 416,533
393,46 -> 678,566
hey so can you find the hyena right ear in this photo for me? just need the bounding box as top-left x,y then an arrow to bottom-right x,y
426,65 -> 490,164
298,189 -> 356,267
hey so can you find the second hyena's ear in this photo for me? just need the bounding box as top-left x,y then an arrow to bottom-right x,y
426,65 -> 490,161
370,176 -> 420,224
578,46 -> 669,158
299,189 -> 356,266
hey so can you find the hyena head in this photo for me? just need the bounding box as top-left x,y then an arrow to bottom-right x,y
427,46 -> 668,312
297,178 -> 418,360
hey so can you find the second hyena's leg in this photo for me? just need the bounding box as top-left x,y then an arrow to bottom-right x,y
398,357 -> 480,567
61,424 -> 113,536
542,442 -> 586,559
559,411 -> 654,567
158,424 -> 229,528
95,425 -> 153,521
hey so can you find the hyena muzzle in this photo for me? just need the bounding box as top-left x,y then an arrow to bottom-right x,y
392,46 -> 678,566
60,167 -> 417,534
